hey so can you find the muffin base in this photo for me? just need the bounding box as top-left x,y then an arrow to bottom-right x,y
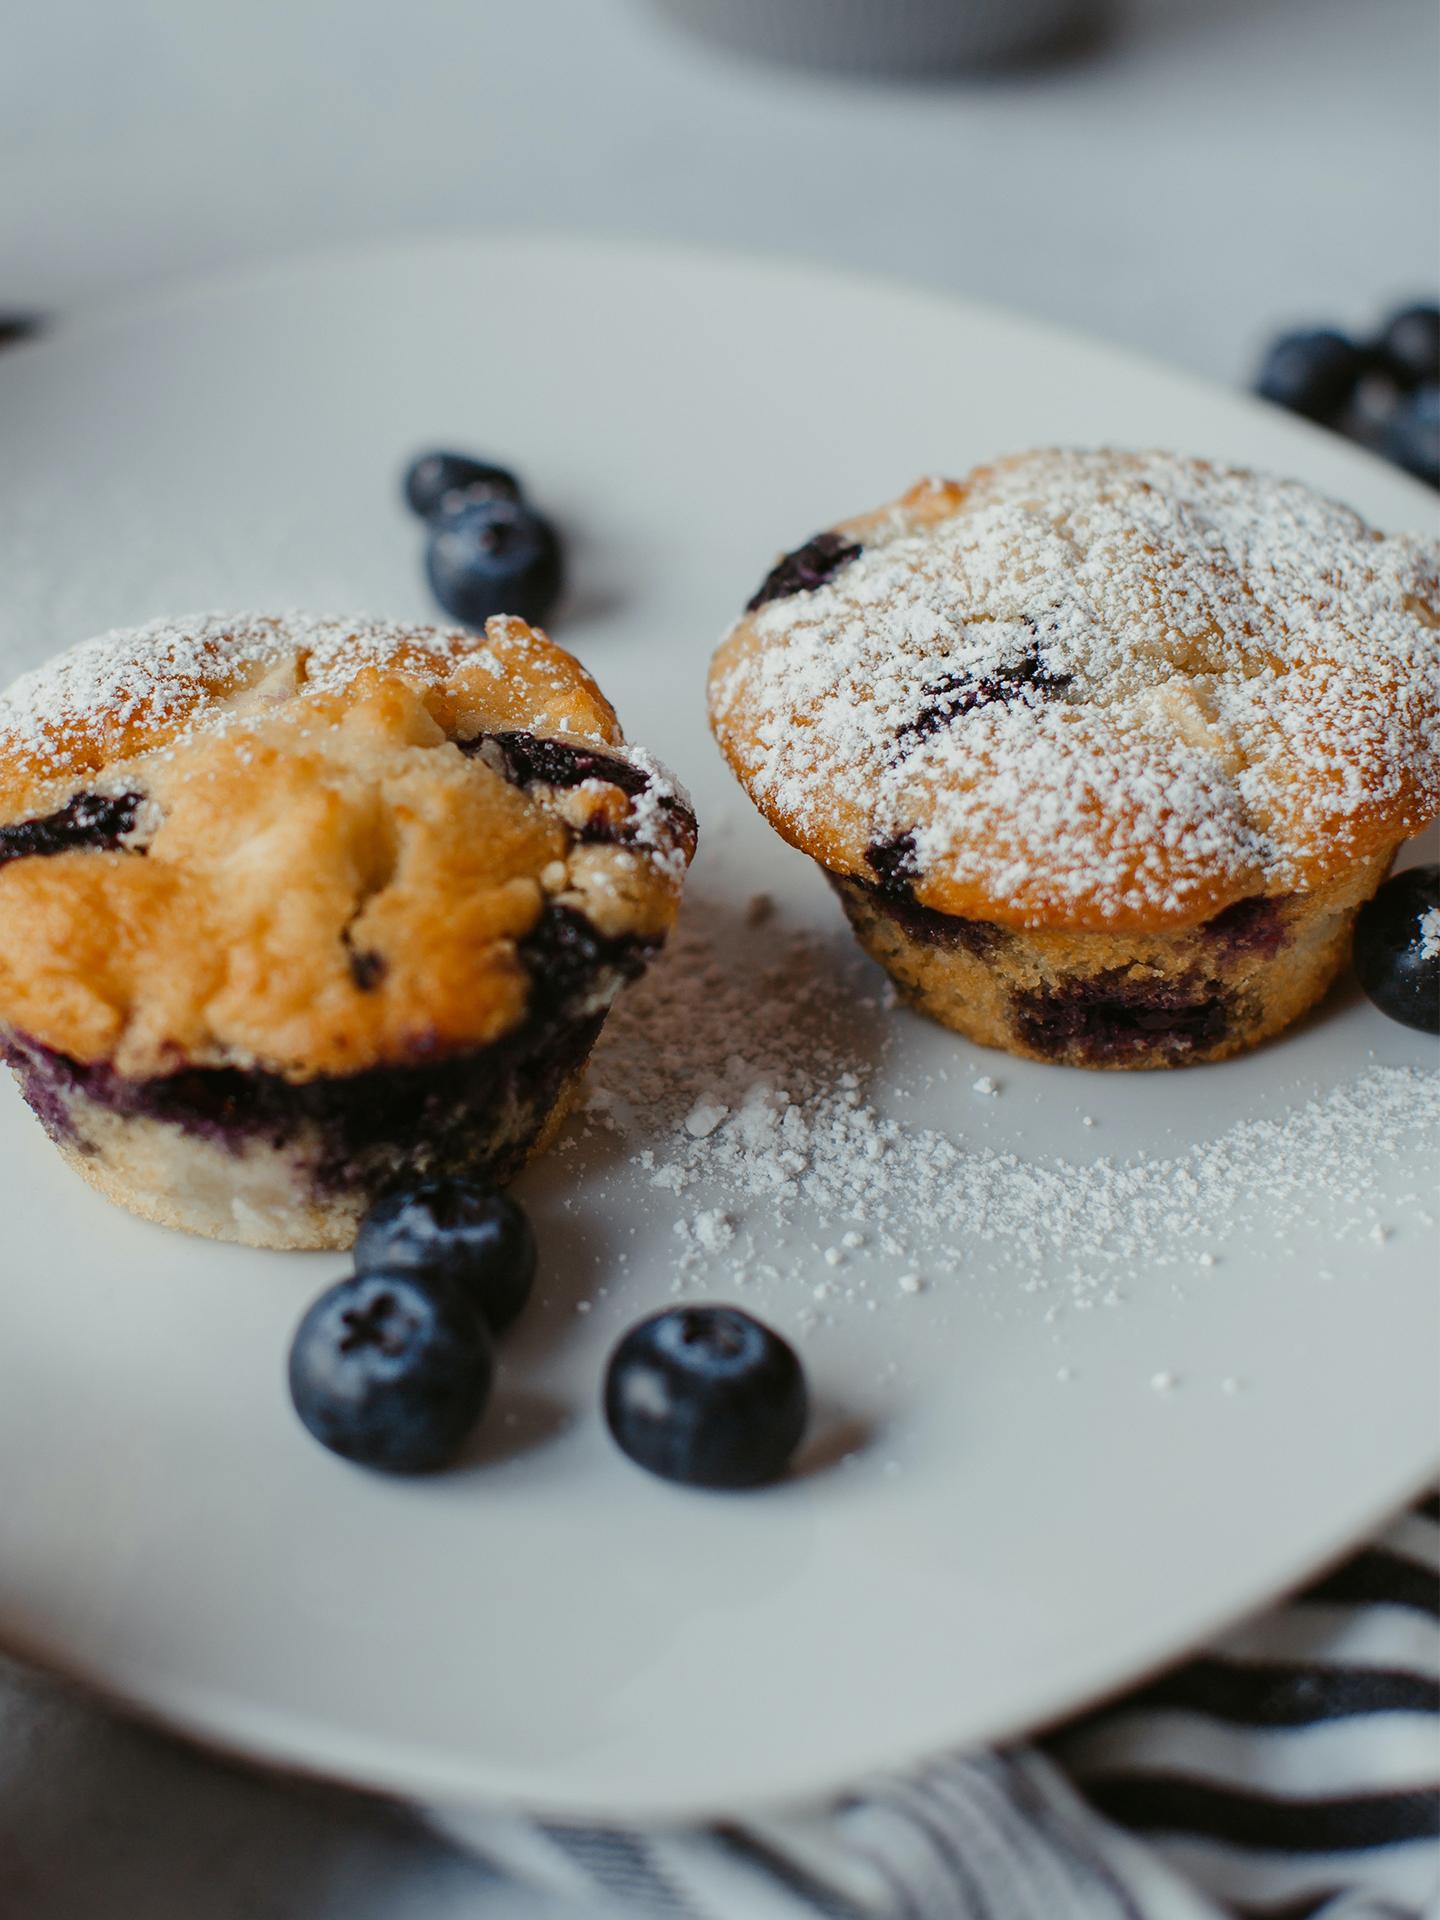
830,851 -> 1397,1069
26,1064 -> 588,1251
1,1026 -> 601,1251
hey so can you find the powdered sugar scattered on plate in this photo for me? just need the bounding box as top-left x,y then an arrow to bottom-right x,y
573,893 -> 1440,1332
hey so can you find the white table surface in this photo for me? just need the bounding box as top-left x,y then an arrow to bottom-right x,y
1,2 -> 1436,1914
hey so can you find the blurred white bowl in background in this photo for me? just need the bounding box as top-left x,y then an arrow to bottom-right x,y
646,0 -> 1097,75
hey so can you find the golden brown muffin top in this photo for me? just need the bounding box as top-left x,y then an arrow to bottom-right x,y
0,613 -> 693,1077
709,450 -> 1440,932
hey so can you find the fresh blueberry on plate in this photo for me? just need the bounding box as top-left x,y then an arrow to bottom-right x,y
354,1180 -> 537,1335
1384,383 -> 1440,488
1377,303 -> 1440,390
604,1305 -> 808,1489
425,498 -> 564,629
1352,865 -> 1439,1035
288,1271 -> 494,1472
403,450 -> 522,521
1255,329 -> 1364,423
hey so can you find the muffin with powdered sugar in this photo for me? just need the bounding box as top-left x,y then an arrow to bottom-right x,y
0,613 -> 694,1246
708,450 -> 1439,1069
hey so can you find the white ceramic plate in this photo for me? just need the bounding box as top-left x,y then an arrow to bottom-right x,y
0,236 -> 1435,1821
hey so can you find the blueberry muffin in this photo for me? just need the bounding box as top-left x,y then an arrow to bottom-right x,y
0,613 -> 695,1246
709,451 -> 1440,1068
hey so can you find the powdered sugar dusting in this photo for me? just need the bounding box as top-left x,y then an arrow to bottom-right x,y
712,452 -> 1440,926
0,613 -> 464,768
1420,906 -> 1440,964
616,743 -> 696,882
0,614 -> 689,867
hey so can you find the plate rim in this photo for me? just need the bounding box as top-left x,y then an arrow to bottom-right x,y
1,1449 -> 1436,1823
12,224 -> 1440,526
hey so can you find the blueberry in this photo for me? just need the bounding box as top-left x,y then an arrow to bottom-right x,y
1353,865 -> 1439,1034
747,531 -> 862,612
518,900 -> 652,1010
288,1271 -> 493,1472
604,1305 -> 807,1489
1377,304 -> 1440,390
1255,329 -> 1364,423
465,730 -> 652,800
425,498 -> 564,629
354,1179 -> 537,1334
893,647 -> 1068,753
865,830 -> 921,901
0,790 -> 144,869
1383,384 -> 1440,488
403,450 -> 522,521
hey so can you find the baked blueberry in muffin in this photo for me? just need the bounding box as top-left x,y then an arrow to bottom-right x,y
709,451 -> 1439,1069
0,613 -> 694,1245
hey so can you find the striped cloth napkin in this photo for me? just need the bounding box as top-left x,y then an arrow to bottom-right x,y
431,1497 -> 1439,1919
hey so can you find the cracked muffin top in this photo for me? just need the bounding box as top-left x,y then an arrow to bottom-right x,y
0,613 -> 694,1079
709,450 -> 1440,932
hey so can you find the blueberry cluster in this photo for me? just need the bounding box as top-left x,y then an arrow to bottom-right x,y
288,1179 -> 808,1487
403,449 -> 565,629
288,1179 -> 536,1472
1254,303 -> 1439,488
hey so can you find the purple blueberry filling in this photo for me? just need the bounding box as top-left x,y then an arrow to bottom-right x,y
466,730 -> 652,799
4,1017 -> 605,1192
347,947 -> 388,992
3,902 -> 657,1194
1015,969 -> 1232,1064
4,1041 -> 77,1143
1203,893 -> 1292,958
0,790 -> 145,868
834,872 -> 1006,958
518,902 -> 653,1013
893,647 -> 1069,754
463,729 -> 697,855
862,832 -> 1007,951
864,831 -> 922,901
746,531 -> 862,612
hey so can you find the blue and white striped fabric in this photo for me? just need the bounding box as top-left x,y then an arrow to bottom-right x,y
432,1498 -> 1439,1919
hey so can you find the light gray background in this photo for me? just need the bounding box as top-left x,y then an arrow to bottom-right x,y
6,0 -> 1438,374
2,2 -> 1436,1915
